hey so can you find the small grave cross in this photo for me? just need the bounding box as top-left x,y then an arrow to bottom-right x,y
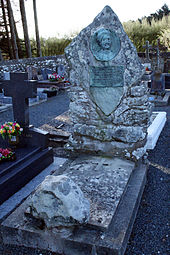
0,72 -> 37,128
143,40 -> 152,61
151,39 -> 167,71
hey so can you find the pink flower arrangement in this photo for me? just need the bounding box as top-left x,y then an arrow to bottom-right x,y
0,148 -> 16,162
48,73 -> 64,82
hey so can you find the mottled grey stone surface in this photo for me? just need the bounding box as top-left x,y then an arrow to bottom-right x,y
25,175 -> 90,230
65,5 -> 151,160
55,156 -> 135,230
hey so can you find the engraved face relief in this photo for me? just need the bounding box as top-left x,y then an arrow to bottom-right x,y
97,31 -> 112,50
90,28 -> 121,61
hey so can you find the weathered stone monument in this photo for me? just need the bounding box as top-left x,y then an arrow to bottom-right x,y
65,6 -> 150,161
1,6 -> 150,255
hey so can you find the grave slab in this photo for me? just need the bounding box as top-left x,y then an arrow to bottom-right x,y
0,156 -> 147,255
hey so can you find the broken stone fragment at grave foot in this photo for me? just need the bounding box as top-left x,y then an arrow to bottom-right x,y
65,5 -> 151,161
25,175 -> 90,236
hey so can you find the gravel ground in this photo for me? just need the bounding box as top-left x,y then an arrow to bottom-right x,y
0,94 -> 169,255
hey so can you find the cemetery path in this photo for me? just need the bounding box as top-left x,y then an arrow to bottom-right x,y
0,92 -> 70,128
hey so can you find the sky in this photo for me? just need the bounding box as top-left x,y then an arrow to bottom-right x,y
14,0 -> 168,39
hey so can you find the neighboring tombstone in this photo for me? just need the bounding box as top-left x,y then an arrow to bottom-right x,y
151,39 -> 167,72
150,71 -> 165,95
57,64 -> 65,77
0,72 -> 37,128
26,66 -> 38,80
41,68 -> 52,80
65,5 -> 151,161
32,67 -> 38,80
150,40 -> 166,95
26,66 -> 33,80
143,40 -> 152,62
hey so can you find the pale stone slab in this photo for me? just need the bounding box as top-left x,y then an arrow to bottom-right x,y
146,111 -> 167,150
60,156 -> 135,230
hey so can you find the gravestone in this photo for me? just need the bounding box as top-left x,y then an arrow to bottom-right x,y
41,68 -> 52,80
0,72 -> 53,205
143,40 -> 152,61
1,6 -> 149,255
57,64 -> 65,77
150,71 -> 165,95
0,72 -> 37,128
26,66 -> 38,80
65,6 -> 151,161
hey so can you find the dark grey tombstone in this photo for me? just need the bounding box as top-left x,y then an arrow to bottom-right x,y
57,65 -> 65,77
41,68 -> 47,79
0,72 -> 53,205
150,71 -> 165,95
32,67 -> 38,80
26,66 -> 33,80
0,72 -> 37,128
41,68 -> 52,80
26,66 -> 38,80
143,40 -> 152,61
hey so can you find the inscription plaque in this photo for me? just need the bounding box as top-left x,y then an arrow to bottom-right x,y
89,65 -> 124,115
90,66 -> 124,88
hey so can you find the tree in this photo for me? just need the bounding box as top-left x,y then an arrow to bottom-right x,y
146,4 -> 170,24
33,0 -> 42,57
19,0 -> 32,58
1,0 -> 13,59
0,48 -> 3,61
6,0 -> 19,59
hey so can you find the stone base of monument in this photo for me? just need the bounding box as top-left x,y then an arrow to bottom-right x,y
0,127 -> 53,205
146,111 -> 167,150
0,156 -> 147,255
148,91 -> 170,106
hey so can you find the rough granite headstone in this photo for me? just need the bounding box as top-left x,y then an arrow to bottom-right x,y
65,5 -> 151,161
